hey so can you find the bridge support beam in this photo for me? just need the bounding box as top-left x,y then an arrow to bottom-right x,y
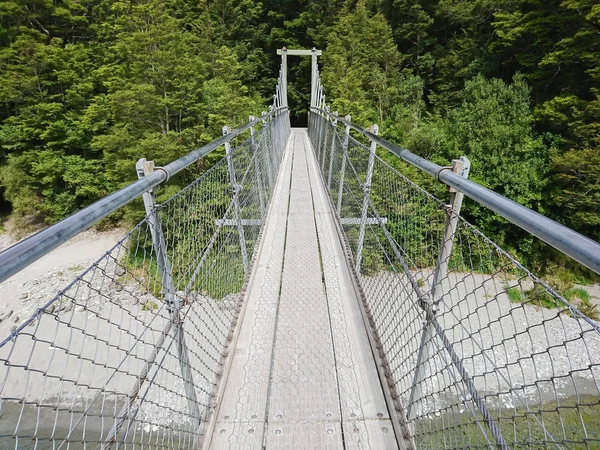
355,124 -> 378,273
327,112 -> 339,189
277,47 -> 322,110
281,48 -> 287,107
249,115 -> 266,217
136,159 -> 201,429
336,115 -> 351,215
407,156 -> 471,422
261,111 -> 275,189
320,105 -> 331,169
223,126 -> 249,273
317,89 -> 325,154
311,48 -> 318,107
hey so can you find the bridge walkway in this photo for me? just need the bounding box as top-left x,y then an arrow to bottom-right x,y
207,129 -> 398,449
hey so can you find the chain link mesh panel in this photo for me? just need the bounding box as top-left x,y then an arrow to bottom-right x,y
0,112 -> 290,450
309,112 -> 600,449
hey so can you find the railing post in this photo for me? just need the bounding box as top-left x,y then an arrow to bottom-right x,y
407,156 -> 471,422
327,111 -> 338,190
135,159 -> 201,429
272,106 -> 283,169
281,47 -> 288,107
261,111 -> 275,189
316,90 -> 325,159
321,105 -> 331,169
336,115 -> 351,215
249,116 -> 266,218
355,124 -> 378,273
270,101 -> 279,156
317,88 -> 325,153
311,48 -> 318,107
223,126 -> 249,273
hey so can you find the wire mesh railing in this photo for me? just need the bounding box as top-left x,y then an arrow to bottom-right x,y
2,46 -> 600,450
0,109 -> 290,450
309,110 -> 600,449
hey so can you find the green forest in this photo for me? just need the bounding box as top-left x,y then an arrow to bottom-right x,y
0,0 -> 598,276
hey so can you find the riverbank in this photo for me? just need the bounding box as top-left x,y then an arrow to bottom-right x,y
0,227 -> 126,338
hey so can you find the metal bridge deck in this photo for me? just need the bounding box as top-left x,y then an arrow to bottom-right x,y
207,129 -> 398,449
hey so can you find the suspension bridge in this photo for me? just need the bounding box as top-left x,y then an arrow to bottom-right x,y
0,48 -> 599,449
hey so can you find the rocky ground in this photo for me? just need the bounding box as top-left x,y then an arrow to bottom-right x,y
359,268 -> 600,418
0,228 -> 127,337
0,227 -> 241,445
0,226 -> 598,444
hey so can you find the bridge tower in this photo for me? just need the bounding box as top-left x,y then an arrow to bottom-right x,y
276,47 -> 323,110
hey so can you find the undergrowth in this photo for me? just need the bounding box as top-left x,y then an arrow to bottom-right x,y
504,280 -> 600,321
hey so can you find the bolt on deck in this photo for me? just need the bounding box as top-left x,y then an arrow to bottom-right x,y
207,129 -> 399,449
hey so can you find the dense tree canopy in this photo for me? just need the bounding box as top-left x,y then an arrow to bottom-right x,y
0,0 -> 598,272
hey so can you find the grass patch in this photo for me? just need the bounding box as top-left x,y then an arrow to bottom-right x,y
515,284 -> 600,321
576,301 -> 600,321
414,396 -> 600,448
565,287 -> 590,303
565,287 -> 600,321
142,300 -> 159,311
523,284 -> 561,309
505,286 -> 523,303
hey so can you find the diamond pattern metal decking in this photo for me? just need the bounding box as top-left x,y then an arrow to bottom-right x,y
207,129 -> 398,449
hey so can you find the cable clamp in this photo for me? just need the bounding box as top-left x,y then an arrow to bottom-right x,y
436,165 -> 453,182
154,166 -> 170,183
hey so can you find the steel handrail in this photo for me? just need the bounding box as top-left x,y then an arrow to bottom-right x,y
310,106 -> 600,275
0,107 -> 288,284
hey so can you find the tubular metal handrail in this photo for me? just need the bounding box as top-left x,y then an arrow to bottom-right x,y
0,107 -> 289,284
308,107 -> 600,449
310,106 -> 600,275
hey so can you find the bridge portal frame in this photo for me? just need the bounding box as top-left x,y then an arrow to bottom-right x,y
276,47 -> 322,108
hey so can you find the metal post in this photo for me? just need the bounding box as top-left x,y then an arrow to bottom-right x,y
321,106 -> 331,169
311,48 -> 318,107
249,116 -> 266,217
312,74 -> 322,142
355,124 -> 378,273
135,159 -> 200,428
273,108 -> 283,170
261,111 -> 274,189
268,105 -> 278,187
223,127 -> 249,273
281,47 -> 288,107
316,88 -> 324,158
318,99 -> 327,161
277,80 -> 283,108
327,111 -> 338,189
406,156 -> 471,422
336,115 -> 351,215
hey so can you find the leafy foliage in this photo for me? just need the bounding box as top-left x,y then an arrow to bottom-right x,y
0,0 -> 597,275
322,0 -> 599,274
0,0 -> 261,228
